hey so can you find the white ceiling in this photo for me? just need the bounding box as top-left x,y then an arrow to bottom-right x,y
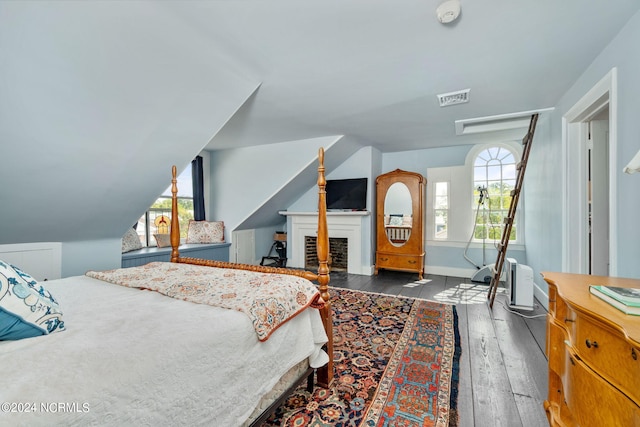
1,1 -> 638,246
158,0 -> 640,152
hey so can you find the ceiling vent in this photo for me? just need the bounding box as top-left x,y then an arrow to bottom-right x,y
437,89 -> 470,107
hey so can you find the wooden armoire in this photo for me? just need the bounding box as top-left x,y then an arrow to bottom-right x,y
375,169 -> 425,279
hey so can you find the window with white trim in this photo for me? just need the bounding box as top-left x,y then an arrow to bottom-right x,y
434,182 -> 449,239
472,146 -> 518,242
426,142 -> 522,246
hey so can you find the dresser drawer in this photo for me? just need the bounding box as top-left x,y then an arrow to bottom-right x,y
376,252 -> 423,271
547,318 -> 569,376
543,272 -> 640,427
562,343 -> 640,427
572,313 -> 640,404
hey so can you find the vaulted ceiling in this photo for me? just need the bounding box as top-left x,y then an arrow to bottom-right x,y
1,0 -> 638,245
168,0 -> 639,151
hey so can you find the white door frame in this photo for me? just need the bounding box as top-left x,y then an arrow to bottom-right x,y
562,68 -> 618,275
589,118 -> 610,275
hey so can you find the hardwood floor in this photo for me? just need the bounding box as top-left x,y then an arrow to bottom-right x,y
328,269 -> 549,427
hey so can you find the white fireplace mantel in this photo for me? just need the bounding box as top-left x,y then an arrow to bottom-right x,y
279,211 -> 370,275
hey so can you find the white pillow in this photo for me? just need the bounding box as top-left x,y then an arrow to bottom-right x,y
389,216 -> 403,226
154,233 -> 172,248
186,221 -> 225,244
122,227 -> 143,253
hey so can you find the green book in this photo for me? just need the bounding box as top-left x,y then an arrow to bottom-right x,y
590,285 -> 640,315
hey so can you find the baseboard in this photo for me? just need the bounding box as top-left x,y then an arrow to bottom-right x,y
362,264 -> 479,279
425,265 -> 477,279
533,283 -> 549,311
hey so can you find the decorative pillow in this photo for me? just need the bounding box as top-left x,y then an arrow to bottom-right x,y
122,227 -> 143,253
401,215 -> 413,226
154,233 -> 172,248
389,216 -> 403,226
186,220 -> 225,244
0,260 -> 65,340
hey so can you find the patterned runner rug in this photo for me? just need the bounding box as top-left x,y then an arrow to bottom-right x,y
263,287 -> 460,426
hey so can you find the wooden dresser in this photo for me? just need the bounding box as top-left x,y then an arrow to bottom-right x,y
542,272 -> 640,426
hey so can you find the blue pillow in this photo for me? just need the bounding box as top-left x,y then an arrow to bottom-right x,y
0,260 -> 65,340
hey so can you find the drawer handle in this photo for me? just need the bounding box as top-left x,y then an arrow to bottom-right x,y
408,260 -> 416,264
585,339 -> 599,349
564,318 -> 575,323
380,257 -> 389,261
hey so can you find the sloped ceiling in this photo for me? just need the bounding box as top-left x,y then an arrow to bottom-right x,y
0,1 -> 260,244
210,136 -> 365,231
1,1 -> 639,245
163,0 -> 639,151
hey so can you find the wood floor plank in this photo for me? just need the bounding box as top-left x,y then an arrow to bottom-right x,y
513,394 -> 549,427
466,302 -> 523,426
453,302 -> 475,427
491,295 -> 548,401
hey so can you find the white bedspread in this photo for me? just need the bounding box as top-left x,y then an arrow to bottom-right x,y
0,275 -> 328,427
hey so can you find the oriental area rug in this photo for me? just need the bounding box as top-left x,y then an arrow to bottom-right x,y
263,287 -> 460,427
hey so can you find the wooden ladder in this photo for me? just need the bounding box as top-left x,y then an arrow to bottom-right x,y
487,113 -> 539,308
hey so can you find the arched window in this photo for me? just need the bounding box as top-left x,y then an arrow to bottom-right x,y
472,146 -> 519,242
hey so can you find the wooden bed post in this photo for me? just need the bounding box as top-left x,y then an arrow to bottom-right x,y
315,148 -> 334,388
170,165 -> 180,263
168,151 -> 334,388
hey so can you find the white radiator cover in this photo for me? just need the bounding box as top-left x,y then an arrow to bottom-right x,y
0,242 -> 62,281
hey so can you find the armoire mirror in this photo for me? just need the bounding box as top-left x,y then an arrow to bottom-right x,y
375,169 -> 425,279
384,182 -> 413,247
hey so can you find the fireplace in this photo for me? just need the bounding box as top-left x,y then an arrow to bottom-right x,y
305,236 -> 348,271
279,210 -> 370,275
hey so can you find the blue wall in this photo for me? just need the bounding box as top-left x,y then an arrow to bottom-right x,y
525,9 -> 640,298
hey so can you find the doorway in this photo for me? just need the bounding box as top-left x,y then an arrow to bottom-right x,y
588,112 -> 609,275
563,68 -> 618,275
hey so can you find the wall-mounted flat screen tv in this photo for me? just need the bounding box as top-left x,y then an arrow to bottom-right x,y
326,178 -> 367,211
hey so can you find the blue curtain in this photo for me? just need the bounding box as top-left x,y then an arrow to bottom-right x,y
191,156 -> 206,221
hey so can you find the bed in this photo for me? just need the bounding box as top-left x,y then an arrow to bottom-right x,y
0,148 -> 334,426
384,214 -> 412,244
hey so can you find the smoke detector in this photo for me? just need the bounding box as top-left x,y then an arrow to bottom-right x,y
437,88 -> 470,107
436,0 -> 461,24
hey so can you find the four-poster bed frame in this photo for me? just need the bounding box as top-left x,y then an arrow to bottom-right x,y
169,147 -> 334,388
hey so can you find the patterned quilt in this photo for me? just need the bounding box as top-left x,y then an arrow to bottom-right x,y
86,262 -> 324,341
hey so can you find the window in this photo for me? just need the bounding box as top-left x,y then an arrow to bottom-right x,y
135,164 -> 194,247
472,146 -> 518,242
434,182 -> 449,239
426,143 -> 521,246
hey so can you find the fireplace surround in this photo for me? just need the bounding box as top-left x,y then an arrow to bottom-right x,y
279,211 -> 370,275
